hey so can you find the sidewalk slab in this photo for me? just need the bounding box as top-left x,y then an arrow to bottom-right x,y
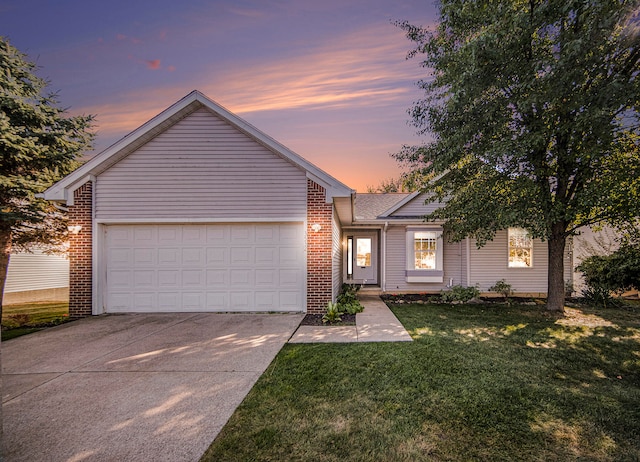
288,295 -> 412,343
288,326 -> 357,343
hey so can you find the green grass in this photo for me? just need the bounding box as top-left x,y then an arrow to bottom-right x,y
2,302 -> 70,341
201,302 -> 640,461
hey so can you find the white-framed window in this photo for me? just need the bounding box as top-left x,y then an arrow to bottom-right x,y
406,228 -> 444,283
508,228 -> 532,268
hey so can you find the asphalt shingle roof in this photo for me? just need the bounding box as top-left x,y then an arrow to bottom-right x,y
354,193 -> 411,221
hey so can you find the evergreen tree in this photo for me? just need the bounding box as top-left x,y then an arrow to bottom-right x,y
0,37 -> 94,317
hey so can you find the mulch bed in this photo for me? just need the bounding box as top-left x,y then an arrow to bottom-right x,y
300,314 -> 356,326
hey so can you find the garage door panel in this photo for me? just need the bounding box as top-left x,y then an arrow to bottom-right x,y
134,248 -> 155,265
206,247 -> 228,265
158,248 -> 180,265
182,292 -> 204,310
206,292 -> 228,308
134,226 -> 155,244
134,270 -> 155,287
133,292 -> 156,310
230,247 -> 253,265
205,269 -> 228,286
105,223 -> 304,313
255,270 -> 276,286
109,270 -> 133,288
230,291 -> 253,309
159,293 -> 180,310
230,269 -> 253,286
231,226 -> 253,242
158,270 -> 180,286
280,292 -> 302,308
182,248 -> 205,266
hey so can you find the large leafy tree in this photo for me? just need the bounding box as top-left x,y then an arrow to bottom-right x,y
0,37 -> 94,317
395,0 -> 640,311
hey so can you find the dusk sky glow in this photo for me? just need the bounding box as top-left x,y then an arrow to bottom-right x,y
3,0 -> 439,191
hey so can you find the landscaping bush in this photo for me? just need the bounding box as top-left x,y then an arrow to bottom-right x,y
577,243 -> 640,306
489,279 -> 512,298
322,302 -> 342,324
336,283 -> 364,314
440,285 -> 480,303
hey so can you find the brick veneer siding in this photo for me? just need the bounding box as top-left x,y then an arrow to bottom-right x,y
307,179 -> 334,313
68,182 -> 93,318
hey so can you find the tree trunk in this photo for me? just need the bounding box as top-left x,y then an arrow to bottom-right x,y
0,224 -> 11,321
547,223 -> 567,312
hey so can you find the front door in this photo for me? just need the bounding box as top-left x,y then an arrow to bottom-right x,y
350,233 -> 378,284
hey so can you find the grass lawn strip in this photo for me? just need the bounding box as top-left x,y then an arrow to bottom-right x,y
201,302 -> 640,462
2,302 -> 70,340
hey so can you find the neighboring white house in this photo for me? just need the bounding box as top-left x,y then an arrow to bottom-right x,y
3,250 -> 69,304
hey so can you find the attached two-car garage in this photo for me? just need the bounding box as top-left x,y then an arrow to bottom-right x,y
104,223 -> 306,313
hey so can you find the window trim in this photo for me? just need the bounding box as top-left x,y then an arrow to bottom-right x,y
405,227 -> 444,283
508,227 -> 533,268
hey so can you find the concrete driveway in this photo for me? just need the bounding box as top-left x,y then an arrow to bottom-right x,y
2,312 -> 303,462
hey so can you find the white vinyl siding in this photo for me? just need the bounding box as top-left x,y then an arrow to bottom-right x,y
385,226 -> 465,291
5,250 -> 69,293
104,223 -> 305,313
331,207 -> 342,301
469,230 -> 572,294
95,108 -> 306,219
390,193 -> 444,217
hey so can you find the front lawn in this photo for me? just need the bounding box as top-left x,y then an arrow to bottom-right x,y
2,302 -> 70,341
202,302 -> 640,461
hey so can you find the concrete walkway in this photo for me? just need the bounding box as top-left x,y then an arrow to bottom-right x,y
289,295 -> 412,343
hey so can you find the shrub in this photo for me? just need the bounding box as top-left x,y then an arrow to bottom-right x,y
337,283 -> 364,314
577,243 -> 640,306
322,302 -> 342,324
489,279 -> 512,298
440,285 -> 480,303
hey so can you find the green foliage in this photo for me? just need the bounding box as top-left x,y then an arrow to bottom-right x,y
395,1 -> 640,310
489,279 -> 512,299
577,243 -> 640,305
336,283 -> 364,315
440,285 -> 480,303
0,37 -> 94,317
0,37 -> 94,248
322,302 -> 342,324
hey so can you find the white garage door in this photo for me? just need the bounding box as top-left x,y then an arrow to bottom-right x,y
105,223 -> 305,313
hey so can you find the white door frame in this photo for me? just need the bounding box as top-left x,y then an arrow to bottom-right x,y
345,231 -> 379,285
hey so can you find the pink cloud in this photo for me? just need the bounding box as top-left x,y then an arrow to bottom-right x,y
167,65 -> 176,72
116,33 -> 127,41
145,59 -> 161,70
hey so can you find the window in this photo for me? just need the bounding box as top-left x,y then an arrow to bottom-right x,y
406,228 -> 443,283
508,228 -> 532,268
414,232 -> 437,269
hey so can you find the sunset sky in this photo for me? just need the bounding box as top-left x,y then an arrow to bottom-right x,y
3,0 -> 438,191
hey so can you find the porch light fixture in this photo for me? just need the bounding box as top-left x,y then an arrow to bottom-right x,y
311,223 -> 322,232
68,225 -> 82,235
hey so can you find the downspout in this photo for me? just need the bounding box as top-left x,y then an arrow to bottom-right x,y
382,221 -> 388,292
90,175 -> 98,315
466,237 -> 471,287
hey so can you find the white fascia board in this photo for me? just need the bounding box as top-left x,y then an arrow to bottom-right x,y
95,217 -> 307,224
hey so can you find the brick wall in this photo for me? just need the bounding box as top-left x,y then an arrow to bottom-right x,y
307,179 -> 333,313
68,182 -> 93,318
